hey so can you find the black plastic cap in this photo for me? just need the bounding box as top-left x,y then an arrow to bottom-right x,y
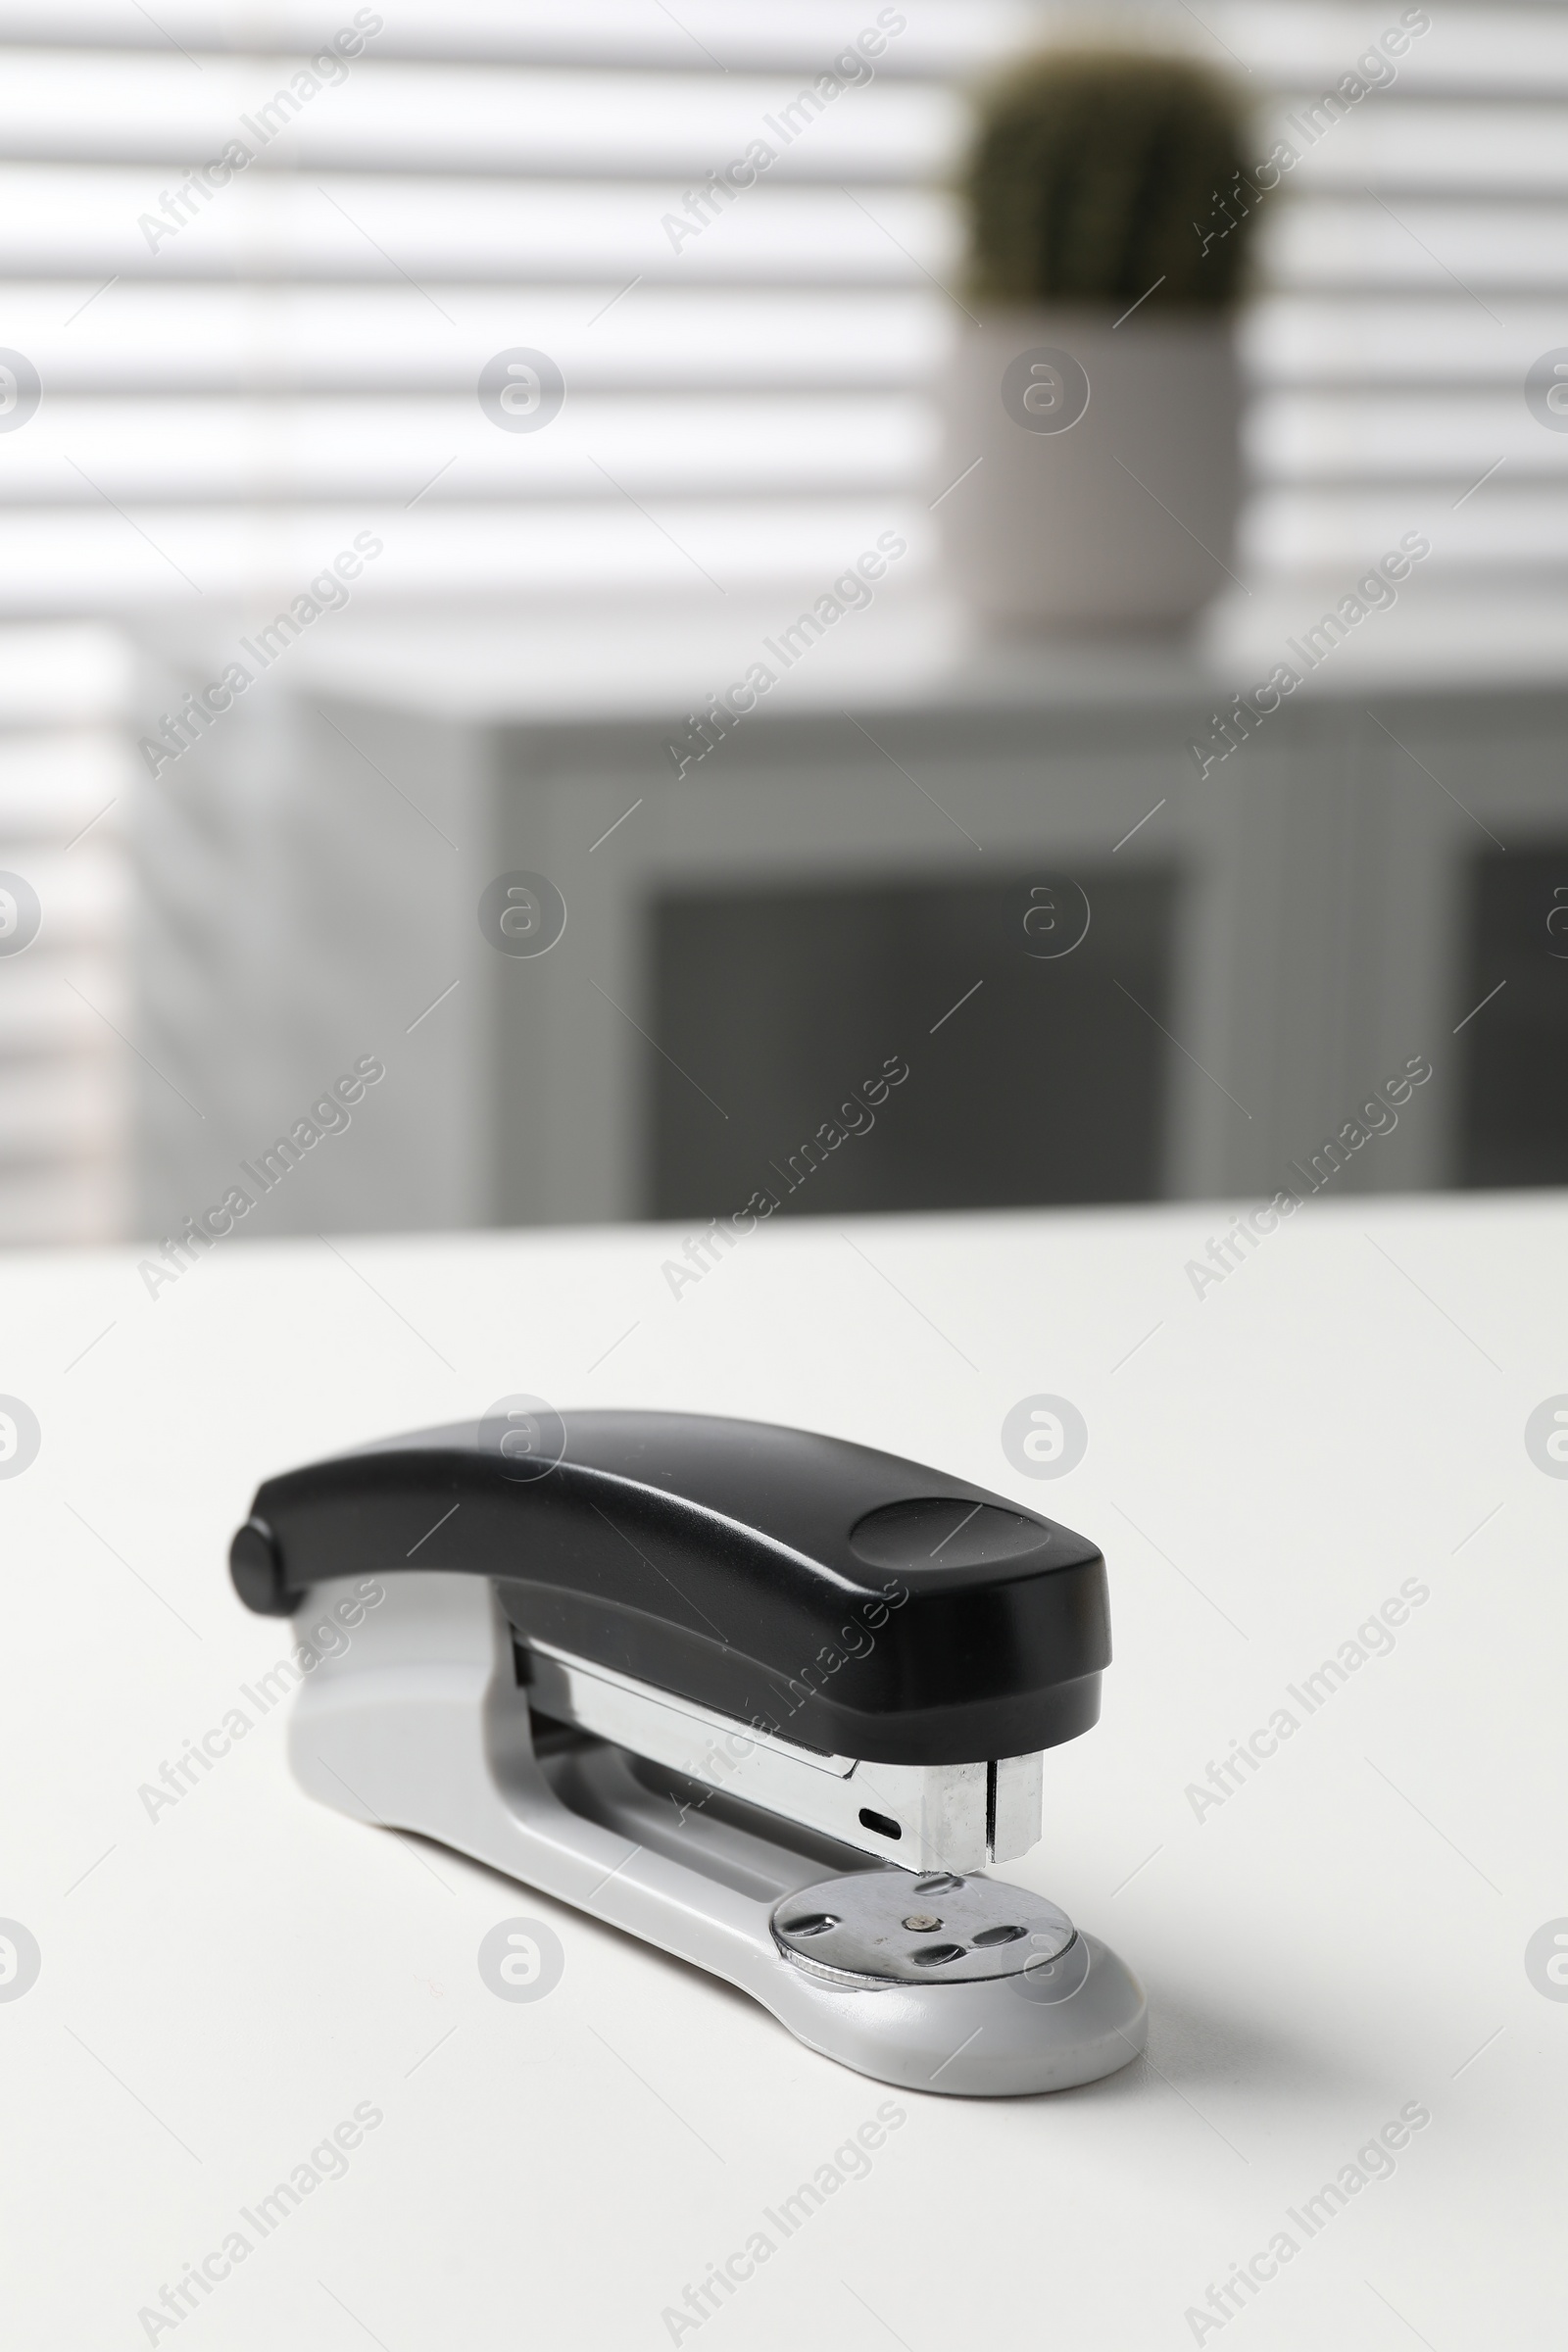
228,1516 -> 291,1616
229,1412 -> 1112,1765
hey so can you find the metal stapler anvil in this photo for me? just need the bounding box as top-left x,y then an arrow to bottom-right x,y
229,1408 -> 1147,2095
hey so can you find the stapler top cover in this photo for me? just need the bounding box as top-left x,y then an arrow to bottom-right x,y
229,1410 -> 1110,1766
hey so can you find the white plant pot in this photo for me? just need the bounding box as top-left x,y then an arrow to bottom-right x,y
936,308 -> 1243,631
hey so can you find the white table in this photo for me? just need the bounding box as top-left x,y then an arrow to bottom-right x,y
2,1194 -> 1560,2347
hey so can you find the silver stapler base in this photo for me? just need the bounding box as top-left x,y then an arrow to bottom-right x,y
289,1572 -> 1148,2097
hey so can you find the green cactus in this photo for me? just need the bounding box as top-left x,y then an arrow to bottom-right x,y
962,49 -> 1258,310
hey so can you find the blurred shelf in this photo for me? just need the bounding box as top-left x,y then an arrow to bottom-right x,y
138,582 -> 1568,733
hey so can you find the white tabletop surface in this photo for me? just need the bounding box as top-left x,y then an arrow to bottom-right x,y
2,1191 -> 1562,2348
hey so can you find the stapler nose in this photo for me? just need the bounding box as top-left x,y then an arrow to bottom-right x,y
228,1408 -> 1147,2094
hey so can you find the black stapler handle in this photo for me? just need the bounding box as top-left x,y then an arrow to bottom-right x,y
230,1409 -> 1109,1767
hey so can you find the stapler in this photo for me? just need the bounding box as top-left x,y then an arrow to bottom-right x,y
229,1409 -> 1146,2095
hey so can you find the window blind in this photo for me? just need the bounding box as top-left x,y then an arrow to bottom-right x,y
0,0 -> 1559,612
0,625 -> 131,1243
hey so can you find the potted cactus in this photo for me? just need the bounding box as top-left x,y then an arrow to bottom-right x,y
938,49 -> 1259,631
